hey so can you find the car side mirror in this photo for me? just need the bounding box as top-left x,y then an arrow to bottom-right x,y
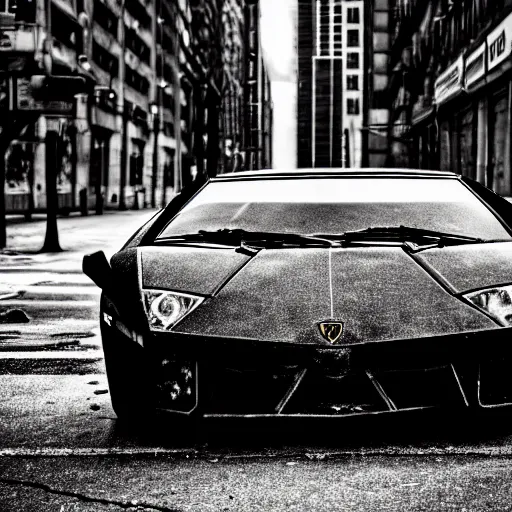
83,251 -> 113,292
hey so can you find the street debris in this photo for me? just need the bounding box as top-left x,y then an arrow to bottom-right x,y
0,308 -> 30,324
305,453 -> 327,460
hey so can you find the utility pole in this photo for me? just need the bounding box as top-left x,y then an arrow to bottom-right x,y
150,0 -> 159,209
40,0 -> 60,252
151,102 -> 159,208
173,23 -> 182,195
95,140 -> 104,215
118,0 -> 128,210
42,118 -> 62,252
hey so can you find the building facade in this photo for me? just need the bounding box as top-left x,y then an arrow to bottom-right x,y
365,0 -> 392,167
220,0 -> 272,173
0,0 -> 267,218
388,0 -> 512,197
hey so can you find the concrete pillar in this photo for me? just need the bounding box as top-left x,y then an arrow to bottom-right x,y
476,97 -> 488,185
260,0 -> 297,169
269,82 -> 297,169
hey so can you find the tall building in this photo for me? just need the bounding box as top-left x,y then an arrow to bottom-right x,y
388,0 -> 512,197
297,0 -> 367,168
365,0 -> 392,167
220,0 -> 272,173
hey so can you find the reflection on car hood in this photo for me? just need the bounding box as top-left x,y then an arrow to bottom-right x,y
139,243 -> 503,345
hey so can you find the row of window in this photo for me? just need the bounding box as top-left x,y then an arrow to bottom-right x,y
125,66 -> 150,95
93,40 -> 119,76
92,40 -> 150,96
317,1 -> 360,23
125,27 -> 151,64
316,0 -> 361,56
317,29 -> 360,56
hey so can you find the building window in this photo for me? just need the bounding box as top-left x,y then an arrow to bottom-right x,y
347,53 -> 359,69
51,6 -> 80,50
347,7 -> 360,24
94,0 -> 118,38
0,0 -> 15,13
347,98 -> 360,115
93,41 -> 119,77
125,28 -> 151,64
347,75 -> 359,90
347,29 -> 359,47
125,66 -> 150,95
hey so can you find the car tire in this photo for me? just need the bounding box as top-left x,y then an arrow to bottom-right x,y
101,327 -> 155,421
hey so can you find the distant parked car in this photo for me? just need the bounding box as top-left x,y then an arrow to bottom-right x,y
84,168 -> 512,421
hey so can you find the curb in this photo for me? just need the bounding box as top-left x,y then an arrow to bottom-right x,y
0,340 -> 100,352
0,330 -> 101,352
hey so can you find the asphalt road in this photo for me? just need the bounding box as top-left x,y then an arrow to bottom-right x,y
2,212 -> 512,510
3,328 -> 512,511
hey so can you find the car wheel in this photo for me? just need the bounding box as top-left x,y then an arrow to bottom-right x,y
101,327 -> 155,421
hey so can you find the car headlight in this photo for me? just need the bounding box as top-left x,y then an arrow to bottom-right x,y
143,290 -> 204,331
464,285 -> 512,326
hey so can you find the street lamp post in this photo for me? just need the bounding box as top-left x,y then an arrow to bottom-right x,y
42,117 -> 62,252
150,101 -> 159,209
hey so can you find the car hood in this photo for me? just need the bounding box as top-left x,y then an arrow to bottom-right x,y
140,244 -> 505,345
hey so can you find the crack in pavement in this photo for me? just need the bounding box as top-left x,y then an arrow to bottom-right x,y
0,477 -> 182,512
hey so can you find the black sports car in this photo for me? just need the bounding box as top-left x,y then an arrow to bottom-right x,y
84,169 -> 512,421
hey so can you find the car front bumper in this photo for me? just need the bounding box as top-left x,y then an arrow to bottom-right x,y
102,316 -> 512,419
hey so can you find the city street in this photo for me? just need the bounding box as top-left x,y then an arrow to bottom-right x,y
0,209 -> 512,511
4,0 -> 512,509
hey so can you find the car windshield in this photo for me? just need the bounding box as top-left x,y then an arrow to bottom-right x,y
156,177 -> 512,241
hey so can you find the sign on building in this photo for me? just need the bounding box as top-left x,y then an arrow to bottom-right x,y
487,12 -> 512,73
434,55 -> 464,106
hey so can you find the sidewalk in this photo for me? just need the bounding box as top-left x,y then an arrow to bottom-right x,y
0,208 -> 160,273
0,209 -> 160,350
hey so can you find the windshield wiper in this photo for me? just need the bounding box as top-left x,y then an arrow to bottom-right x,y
156,228 -> 336,249
312,226 -> 486,250
156,226 -> 489,252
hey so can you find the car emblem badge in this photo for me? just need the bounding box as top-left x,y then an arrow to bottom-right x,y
319,321 -> 344,344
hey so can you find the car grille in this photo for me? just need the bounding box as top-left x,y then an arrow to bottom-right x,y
151,355 -> 480,416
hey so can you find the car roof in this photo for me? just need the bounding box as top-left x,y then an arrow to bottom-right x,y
211,168 -> 458,181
